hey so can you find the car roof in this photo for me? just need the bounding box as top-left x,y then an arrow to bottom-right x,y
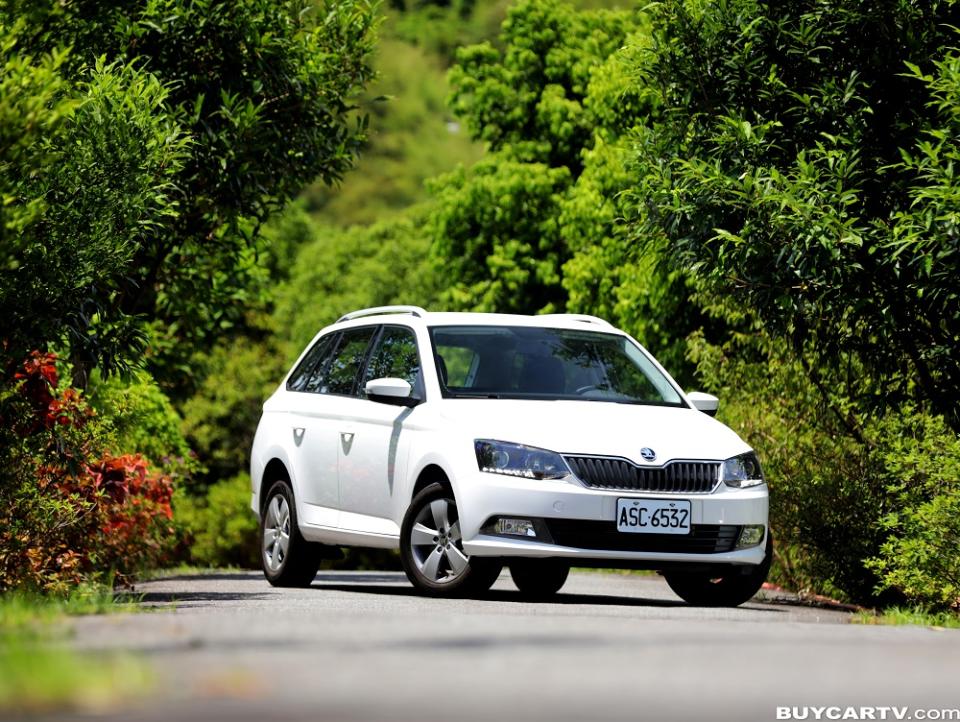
330,307 -> 623,334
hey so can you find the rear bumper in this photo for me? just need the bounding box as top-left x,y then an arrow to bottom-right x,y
456,471 -> 768,567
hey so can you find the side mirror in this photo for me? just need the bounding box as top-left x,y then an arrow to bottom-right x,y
365,377 -> 420,408
687,391 -> 719,417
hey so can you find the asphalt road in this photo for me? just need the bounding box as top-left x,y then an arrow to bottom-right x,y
43,570 -> 960,722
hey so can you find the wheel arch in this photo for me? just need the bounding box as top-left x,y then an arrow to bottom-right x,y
260,457 -> 292,514
411,462 -> 453,500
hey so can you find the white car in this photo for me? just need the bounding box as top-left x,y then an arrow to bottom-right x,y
250,306 -> 770,605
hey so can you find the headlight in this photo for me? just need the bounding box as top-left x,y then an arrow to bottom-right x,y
474,440 -> 571,481
722,452 -> 765,488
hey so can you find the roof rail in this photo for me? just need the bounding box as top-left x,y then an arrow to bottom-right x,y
336,305 -> 428,324
539,313 -> 615,329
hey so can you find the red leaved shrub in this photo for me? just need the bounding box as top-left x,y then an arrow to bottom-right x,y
0,352 -> 175,592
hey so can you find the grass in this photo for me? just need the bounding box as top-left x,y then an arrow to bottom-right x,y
572,567 -> 656,576
0,585 -> 153,715
147,563 -> 245,579
853,605 -> 960,630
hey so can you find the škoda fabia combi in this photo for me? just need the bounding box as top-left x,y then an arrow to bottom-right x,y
250,307 -> 770,605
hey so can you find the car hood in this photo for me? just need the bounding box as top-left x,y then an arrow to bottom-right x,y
436,399 -> 750,465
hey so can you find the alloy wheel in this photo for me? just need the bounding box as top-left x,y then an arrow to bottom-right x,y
263,494 -> 291,573
408,498 -> 469,584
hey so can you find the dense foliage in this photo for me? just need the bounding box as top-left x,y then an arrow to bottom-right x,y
175,474 -> 260,569
1,0 -> 376,390
687,312 -> 958,604
0,0 -> 376,590
631,0 -> 960,431
433,0 -> 639,314
0,41 -> 187,382
429,0 -> 704,376
605,0 -> 960,608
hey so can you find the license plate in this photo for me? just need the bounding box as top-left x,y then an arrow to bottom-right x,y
616,498 -> 691,535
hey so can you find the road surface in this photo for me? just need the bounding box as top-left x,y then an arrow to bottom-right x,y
45,570 -> 960,722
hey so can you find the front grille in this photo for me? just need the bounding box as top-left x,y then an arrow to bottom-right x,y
564,456 -> 719,493
545,520 -> 741,554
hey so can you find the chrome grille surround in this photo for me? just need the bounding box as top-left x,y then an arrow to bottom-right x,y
563,455 -> 720,494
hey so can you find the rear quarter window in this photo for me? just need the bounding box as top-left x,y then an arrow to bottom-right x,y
286,334 -> 337,392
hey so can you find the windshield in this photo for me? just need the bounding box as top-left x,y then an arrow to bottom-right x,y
429,325 -> 685,406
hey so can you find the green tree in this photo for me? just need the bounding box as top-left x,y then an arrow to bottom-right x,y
273,206 -> 441,356
429,158 -> 571,312
430,0 -> 641,315
629,0 -> 960,429
1,0 -> 377,392
0,29 -> 187,379
612,0 -> 960,606
180,337 -> 286,486
428,0 -> 702,379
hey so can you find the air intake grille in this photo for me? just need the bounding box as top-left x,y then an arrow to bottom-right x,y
545,521 -> 740,554
564,456 -> 719,493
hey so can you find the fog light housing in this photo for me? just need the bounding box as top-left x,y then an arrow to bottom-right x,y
494,518 -> 537,537
736,525 -> 765,549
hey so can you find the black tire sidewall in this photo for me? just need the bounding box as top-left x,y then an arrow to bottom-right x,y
509,559 -> 570,597
664,534 -> 773,607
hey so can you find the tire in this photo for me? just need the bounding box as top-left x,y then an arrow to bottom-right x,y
261,480 -> 321,588
663,534 -> 773,607
509,559 -> 570,599
400,483 -> 502,597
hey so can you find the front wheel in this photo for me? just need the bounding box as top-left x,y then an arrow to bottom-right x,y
400,483 -> 502,597
664,534 -> 773,607
509,559 -> 570,598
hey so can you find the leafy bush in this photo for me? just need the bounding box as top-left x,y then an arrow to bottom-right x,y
691,307 -> 960,608
180,338 -> 285,487
1,0 -> 377,396
88,370 -> 199,482
689,322 -> 889,602
431,0 -> 642,315
868,414 -> 960,610
175,474 -> 259,569
0,353 -> 175,592
0,33 -> 188,382
272,208 -> 441,355
629,0 -> 960,431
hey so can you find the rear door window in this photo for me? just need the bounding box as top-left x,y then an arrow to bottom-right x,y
316,327 -> 378,396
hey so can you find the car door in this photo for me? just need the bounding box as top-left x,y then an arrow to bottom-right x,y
283,332 -> 340,527
288,326 -> 377,528
337,325 -> 424,536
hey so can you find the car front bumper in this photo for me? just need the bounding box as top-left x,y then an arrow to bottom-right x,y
456,472 -> 769,567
